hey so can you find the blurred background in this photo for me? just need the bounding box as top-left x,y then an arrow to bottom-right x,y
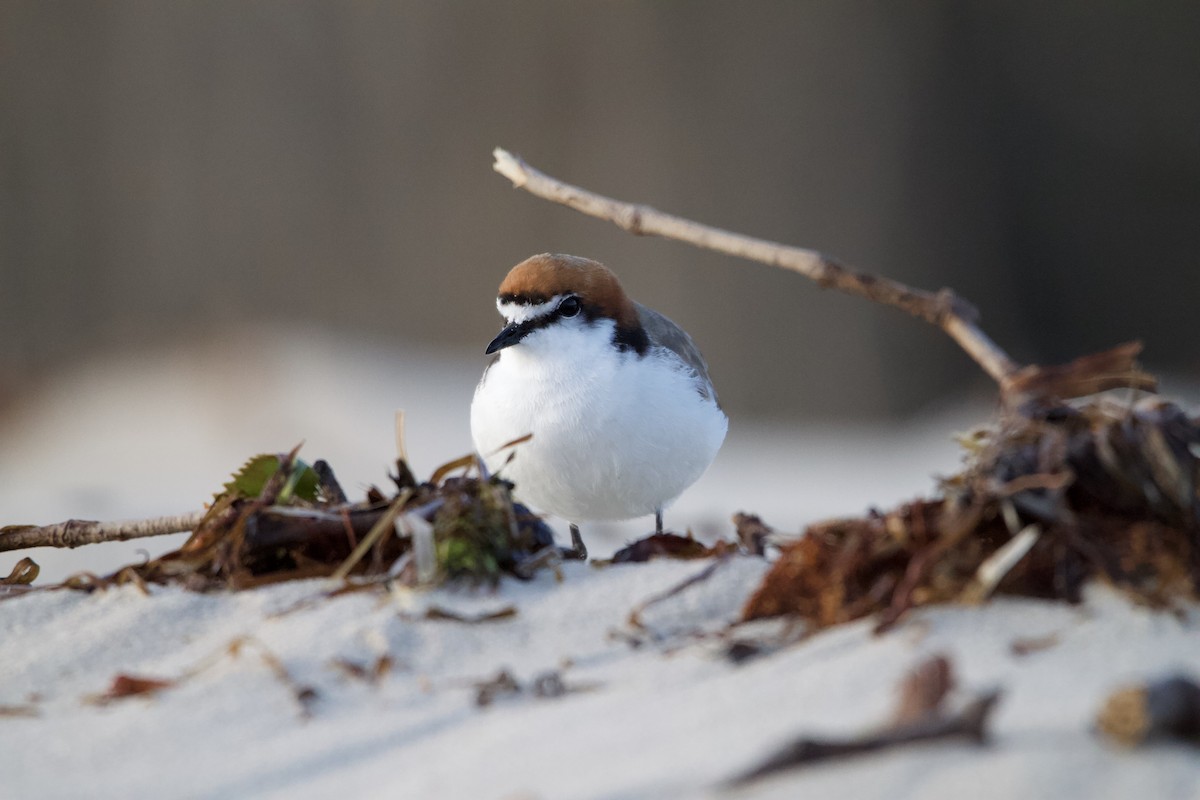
2,2 -> 1198,578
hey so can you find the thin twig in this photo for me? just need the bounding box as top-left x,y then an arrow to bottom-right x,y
0,512 -> 205,553
331,489 -> 413,581
494,147 -> 1021,388
626,554 -> 731,630
728,691 -> 1001,785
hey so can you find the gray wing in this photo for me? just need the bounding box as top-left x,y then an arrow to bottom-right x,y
635,302 -> 720,405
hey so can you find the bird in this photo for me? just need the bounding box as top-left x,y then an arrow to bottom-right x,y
470,253 -> 727,559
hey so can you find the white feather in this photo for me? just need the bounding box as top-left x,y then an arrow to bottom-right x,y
471,314 -> 727,523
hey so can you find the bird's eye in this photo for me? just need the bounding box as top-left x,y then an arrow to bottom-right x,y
559,296 -> 581,317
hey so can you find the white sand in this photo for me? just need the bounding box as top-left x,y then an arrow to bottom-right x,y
3,565 -> 1198,798
2,330 -> 1198,798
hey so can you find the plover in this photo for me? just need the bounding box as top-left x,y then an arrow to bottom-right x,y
470,253 -> 727,558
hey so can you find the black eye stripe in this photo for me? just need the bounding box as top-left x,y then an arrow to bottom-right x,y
496,296 -> 603,348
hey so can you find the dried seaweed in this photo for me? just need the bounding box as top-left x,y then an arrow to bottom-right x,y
61,448 -> 556,592
1,557 -> 39,586
605,532 -> 736,564
733,512 -> 772,556
87,674 -> 175,705
745,349 -> 1200,630
0,557 -> 40,602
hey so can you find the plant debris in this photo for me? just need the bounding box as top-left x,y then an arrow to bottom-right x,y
474,668 -> 523,707
0,557 -> 40,600
721,618 -> 809,665
626,556 -> 731,630
81,635 -> 318,717
744,363 -> 1200,630
0,704 -> 40,718
605,532 -> 736,564
227,637 -> 320,718
733,512 -> 772,556
420,605 -> 518,624
87,674 -> 175,705
45,446 -> 557,592
1096,674 -> 1200,747
891,653 -> 957,725
1,557 -> 39,586
330,655 -> 395,686
1009,632 -> 1061,657
471,667 -> 590,707
729,655 -> 1000,785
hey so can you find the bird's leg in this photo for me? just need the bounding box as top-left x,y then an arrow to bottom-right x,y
560,523 -> 588,561
655,509 -> 664,535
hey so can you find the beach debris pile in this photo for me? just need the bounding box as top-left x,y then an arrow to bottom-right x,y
744,344 -> 1200,630
35,445 -> 560,592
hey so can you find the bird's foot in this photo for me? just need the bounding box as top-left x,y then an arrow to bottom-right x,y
559,524 -> 588,561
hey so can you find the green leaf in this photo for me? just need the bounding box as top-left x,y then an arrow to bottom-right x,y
220,454 -> 320,504
279,460 -> 320,504
223,454 -> 282,499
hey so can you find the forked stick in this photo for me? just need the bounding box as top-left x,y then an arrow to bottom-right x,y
495,146 -> 1097,395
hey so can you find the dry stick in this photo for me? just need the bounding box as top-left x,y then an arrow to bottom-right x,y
0,512 -> 205,554
728,691 -> 1001,785
331,489 -> 413,582
492,147 -> 1021,389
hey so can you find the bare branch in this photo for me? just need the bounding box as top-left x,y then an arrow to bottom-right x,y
494,147 -> 1022,387
0,513 -> 204,553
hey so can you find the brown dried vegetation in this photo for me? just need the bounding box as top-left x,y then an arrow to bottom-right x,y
745,350 -> 1200,630
69,448 -> 558,593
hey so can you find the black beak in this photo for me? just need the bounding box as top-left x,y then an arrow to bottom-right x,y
485,322 -> 527,354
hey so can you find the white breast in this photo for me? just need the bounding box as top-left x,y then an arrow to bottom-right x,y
470,320 -> 727,523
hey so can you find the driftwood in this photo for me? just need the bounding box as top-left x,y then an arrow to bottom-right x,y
492,147 -> 1155,402
0,513 -> 205,554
